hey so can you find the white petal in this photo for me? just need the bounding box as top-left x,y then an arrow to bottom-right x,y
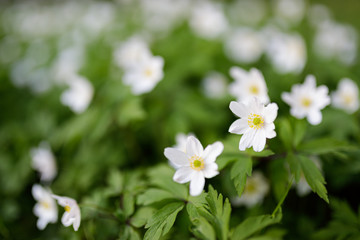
265,124 -> 276,139
202,141 -> 224,163
229,119 -> 248,134
252,130 -> 266,152
307,110 -> 322,125
61,212 -> 74,227
304,75 -> 316,89
37,218 -> 48,230
72,209 -> 81,231
229,101 -> 248,118
263,103 -> 278,123
32,184 -> 44,201
173,167 -> 193,183
239,129 -> 256,151
189,171 -> 205,196
281,92 -> 293,105
164,148 -> 189,167
230,66 -> 247,80
203,162 -> 219,178
186,136 -> 203,157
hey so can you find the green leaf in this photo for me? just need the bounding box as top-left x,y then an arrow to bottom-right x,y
198,185 -> 231,240
123,192 -> 135,218
137,188 -> 174,205
285,152 -> 301,182
231,212 -> 282,240
187,203 -> 216,240
105,169 -> 124,196
298,155 -> 329,203
245,148 -> 275,157
278,118 -> 293,151
269,159 -> 289,201
293,119 -> 307,147
230,156 -> 252,197
144,202 -> 184,240
298,138 -> 356,155
216,154 -> 238,171
130,207 -> 156,228
120,226 -> 141,240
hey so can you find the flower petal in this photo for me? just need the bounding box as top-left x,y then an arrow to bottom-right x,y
164,148 -> 189,167
186,136 -> 204,157
173,167 -> 193,183
203,162 -> 219,178
189,171 -> 205,196
252,130 -> 266,152
229,101 -> 248,118
229,119 -> 248,134
202,141 -> 224,163
61,212 -> 74,227
307,110 -> 322,125
263,103 -> 278,123
239,129 -> 256,151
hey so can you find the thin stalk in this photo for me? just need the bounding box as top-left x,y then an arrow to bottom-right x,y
271,175 -> 294,218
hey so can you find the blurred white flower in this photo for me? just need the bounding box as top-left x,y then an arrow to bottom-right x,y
61,74 -> 94,114
202,71 -> 227,99
332,78 -> 359,114
123,56 -> 164,95
224,28 -> 264,64
231,171 -> 269,208
295,157 -> 322,196
314,20 -> 358,65
32,184 -> 58,230
274,0 -> 306,25
113,37 -> 152,70
52,195 -> 81,231
228,0 -> 266,26
80,2 -> 115,36
229,97 -> 278,152
282,75 -> 330,125
189,1 -> 228,39
164,136 -> 223,196
31,142 -> 57,182
229,67 -> 269,104
265,32 -> 307,74
307,4 -> 332,27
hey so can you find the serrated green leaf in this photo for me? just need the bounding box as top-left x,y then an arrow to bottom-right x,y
298,155 -> 328,203
120,226 -> 141,240
298,138 -> 356,155
231,212 -> 282,240
144,202 -> 184,240
123,192 -> 135,218
285,152 -> 301,182
130,207 -> 156,228
105,169 -> 124,195
137,188 -> 174,205
216,154 -> 238,171
230,156 -> 252,197
187,203 -> 216,240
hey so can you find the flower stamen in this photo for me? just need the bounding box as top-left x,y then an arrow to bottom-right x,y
249,85 -> 259,94
301,97 -> 312,107
64,205 -> 71,212
189,156 -> 205,171
247,113 -> 264,129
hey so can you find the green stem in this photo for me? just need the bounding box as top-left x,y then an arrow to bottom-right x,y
271,175 -> 294,218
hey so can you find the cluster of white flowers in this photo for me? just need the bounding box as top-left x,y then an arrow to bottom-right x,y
31,143 -> 81,231
114,36 -> 165,95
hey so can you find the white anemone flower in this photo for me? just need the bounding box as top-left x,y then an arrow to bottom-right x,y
229,67 -> 269,104
332,78 -> 359,114
31,142 -> 57,182
229,97 -> 278,152
282,75 -> 330,125
52,195 -> 81,231
274,0 -> 306,25
32,184 -> 58,230
189,1 -> 228,39
123,56 -> 164,95
164,136 -> 224,196
231,171 -> 269,208
202,71 -> 227,99
169,132 -> 196,169
224,27 -> 264,64
113,37 -> 152,70
60,74 -> 94,114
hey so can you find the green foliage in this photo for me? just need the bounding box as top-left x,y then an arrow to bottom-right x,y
230,156 -> 253,197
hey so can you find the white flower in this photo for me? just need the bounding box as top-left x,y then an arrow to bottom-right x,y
164,136 -> 224,196
123,56 -> 164,95
52,195 -> 81,231
202,71 -> 227,99
228,0 -> 266,26
189,1 -> 228,39
274,0 -> 306,25
265,32 -> 306,74
169,133 -> 196,169
282,75 -> 330,125
307,4 -> 332,27
32,184 -> 58,230
229,97 -> 278,152
60,74 -> 94,114
113,37 -> 152,70
314,20 -> 358,66
231,171 -> 269,208
229,67 -> 269,104
31,142 -> 57,182
332,78 -> 359,114
224,28 -> 264,64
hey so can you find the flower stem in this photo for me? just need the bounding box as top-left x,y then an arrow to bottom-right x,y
271,175 -> 294,218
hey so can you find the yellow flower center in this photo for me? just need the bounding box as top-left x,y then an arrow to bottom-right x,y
190,156 -> 205,171
144,68 -> 153,77
343,95 -> 353,105
245,180 -> 257,194
249,85 -> 259,94
301,97 -> 312,107
64,205 -> 71,212
41,201 -> 50,209
247,113 -> 264,129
